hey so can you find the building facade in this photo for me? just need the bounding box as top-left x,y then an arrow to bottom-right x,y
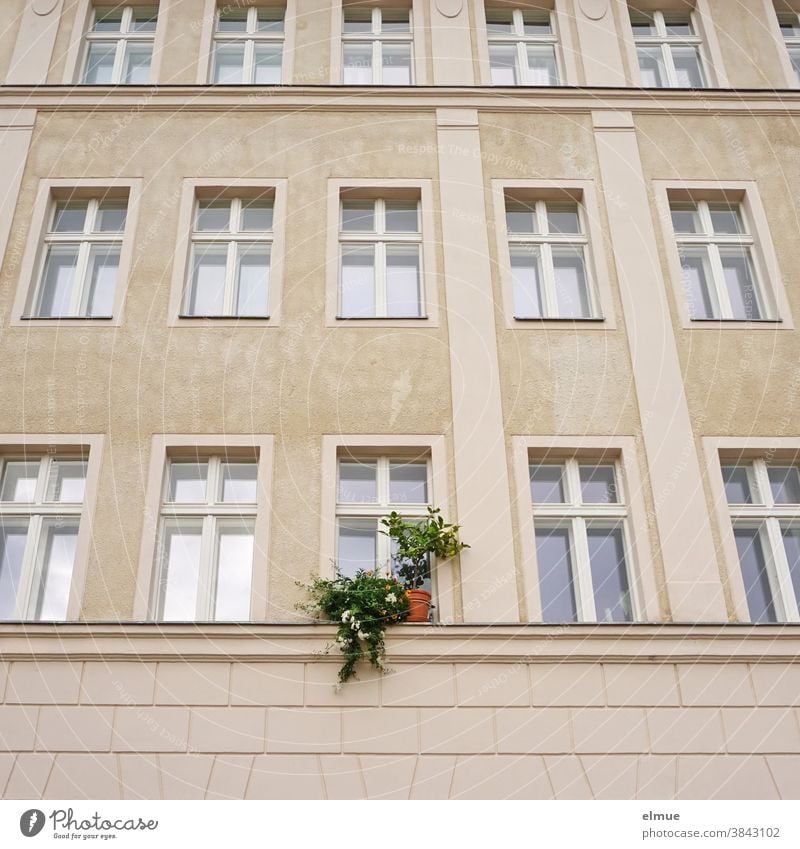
0,0 -> 799,799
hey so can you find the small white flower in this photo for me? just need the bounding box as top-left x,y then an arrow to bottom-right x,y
350,620 -> 358,630
385,593 -> 397,603
357,630 -> 368,639
341,610 -> 351,622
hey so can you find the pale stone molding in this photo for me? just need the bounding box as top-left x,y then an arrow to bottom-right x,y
5,0 -> 63,84
0,109 -> 35,273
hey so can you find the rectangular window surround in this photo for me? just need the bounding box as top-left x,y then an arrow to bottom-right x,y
325,179 -> 438,326
654,181 -> 793,330
0,434 -> 103,621
10,179 -> 142,328
168,179 -> 287,326
511,436 -> 659,622
472,1 -> 579,86
491,180 -> 616,329
319,434 -> 455,622
134,435 -> 273,620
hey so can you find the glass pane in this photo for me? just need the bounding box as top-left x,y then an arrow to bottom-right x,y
734,525 -> 777,623
385,244 -> 421,317
47,460 -> 87,503
679,246 -> 716,320
768,466 -> 800,505
93,9 -> 124,31
343,43 -> 374,84
196,201 -> 231,232
510,246 -> 544,318
341,201 -> 375,232
489,45 -> 518,85
552,246 -> 591,318
781,525 -> 800,612
338,461 -> 377,503
670,203 -> 700,234
547,204 -> 580,235
241,201 -> 273,231
579,465 -> 618,504
381,9 -> 411,32
722,466 -> 754,505
382,43 -> 412,84
83,42 -> 117,83
534,524 -> 578,623
131,7 -> 159,32
213,524 -> 254,621
530,464 -> 565,504
789,48 -> 800,82
343,8 -> 373,32
389,463 -> 427,504
720,247 -> 761,320
780,16 -> 800,37
0,520 -> 29,619
337,520 -> 377,579
85,245 -> 120,317
254,44 -> 282,84
340,244 -> 376,317
96,201 -> 127,232
221,463 -> 258,503
629,12 -> 656,36
36,245 -> 79,317
522,12 -> 552,35
525,45 -> 558,84
385,201 -> 418,233
122,43 -> 152,84
188,244 -> 228,315
505,202 -> 537,234
52,202 -> 88,233
235,246 -> 270,317
213,43 -> 246,83
158,520 -> 202,621
35,519 -> 79,620
217,8 -> 249,31
167,462 -> 208,503
663,15 -> 693,37
671,46 -> 704,87
257,8 -> 285,31
586,525 -> 632,623
637,47 -> 666,87
709,204 -> 743,235
485,10 -> 514,34
0,462 -> 40,502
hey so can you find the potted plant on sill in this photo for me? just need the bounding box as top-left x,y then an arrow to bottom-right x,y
381,507 -> 469,623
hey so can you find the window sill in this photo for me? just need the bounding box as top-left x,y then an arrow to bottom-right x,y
19,315 -> 113,321
336,315 -> 428,321
687,318 -> 784,327
177,315 -> 271,320
513,316 -> 605,322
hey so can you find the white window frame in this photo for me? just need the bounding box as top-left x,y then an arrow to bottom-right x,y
486,6 -> 562,85
630,8 -> 708,87
778,11 -> 800,83
81,5 -> 158,85
210,5 -> 285,84
341,6 -> 414,84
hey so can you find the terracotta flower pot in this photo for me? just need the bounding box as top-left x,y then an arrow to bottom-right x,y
405,589 -> 432,623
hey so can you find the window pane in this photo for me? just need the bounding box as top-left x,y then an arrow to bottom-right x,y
629,12 -> 656,36
522,12 -> 552,35
84,42 -> 117,83
0,462 -> 40,502
510,246 -> 544,318
341,201 -> 375,232
254,44 -> 282,84
530,464 -> 565,504
781,526 -> 800,612
547,204 -> 580,235
579,465 -> 618,504
385,244 -> 421,317
780,16 -> 800,37
670,203 -> 700,234
586,525 -> 632,623
188,244 -> 228,315
213,524 -> 254,621
385,202 -> 418,233
92,9 -> 123,31
789,48 -> 800,82
720,247 -> 761,320
213,43 -> 246,83
506,202 -> 538,234
343,8 -> 373,32
722,466 -> 754,505
157,520 -> 202,620
85,245 -> 120,317
552,246 -> 591,318
679,246 -> 716,320
36,245 -> 79,317
485,10 -> 514,34
257,8 -> 285,31
637,47 -> 666,87
382,43 -> 412,84
534,524 -> 578,623
221,463 -> 258,503
671,46 -> 704,87
709,204 -> 743,235
96,201 -> 127,232
52,202 -> 88,233
340,244 -> 376,317
768,466 -> 800,505
196,201 -> 231,232
235,245 -> 270,317
241,200 -> 273,231
337,520 -> 377,579
217,8 -> 248,31
389,463 -> 427,504
131,7 -> 159,32
338,462 -> 377,503
343,44 -> 374,83
122,43 -> 152,83
34,519 -> 79,620
663,15 -> 693,37
525,45 -> 558,84
381,9 -> 411,32
47,460 -> 87,503
167,462 -> 208,503
489,45 -> 518,84
734,525 -> 777,623
0,520 -> 28,620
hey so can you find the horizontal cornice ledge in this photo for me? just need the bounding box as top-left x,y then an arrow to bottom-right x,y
0,622 -> 798,663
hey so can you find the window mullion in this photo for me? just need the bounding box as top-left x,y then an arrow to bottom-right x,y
377,457 -> 390,507
541,242 -> 558,317
248,6 -> 258,34
34,456 -> 50,504
708,242 -> 733,319
765,517 -> 799,622
663,43 -> 678,87
572,517 -> 596,621
752,459 -> 774,509
112,38 -> 126,84
197,515 -> 216,621
224,241 -> 238,316
17,513 -> 42,619
208,456 -> 221,506
654,11 -> 666,38
376,241 -> 387,317
517,41 -> 527,84
73,241 -> 92,316
374,40 -> 381,84
245,40 -> 255,84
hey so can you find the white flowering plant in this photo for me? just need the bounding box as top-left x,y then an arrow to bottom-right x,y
299,570 -> 410,683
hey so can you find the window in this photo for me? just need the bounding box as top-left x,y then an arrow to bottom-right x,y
27,195 -> 128,319
152,456 -> 258,621
504,197 -> 596,319
81,5 -> 158,84
486,6 -> 560,85
629,8 -> 706,87
778,12 -> 800,81
0,456 -> 87,621
335,455 -> 430,582
211,5 -> 284,84
342,6 -> 413,84
530,458 -> 633,623
182,195 -> 273,317
722,459 -> 800,623
671,199 -> 768,321
338,196 -> 423,318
